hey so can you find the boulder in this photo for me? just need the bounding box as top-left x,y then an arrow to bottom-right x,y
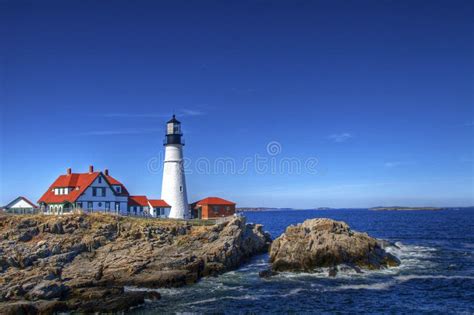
26,281 -> 69,300
269,218 -> 400,274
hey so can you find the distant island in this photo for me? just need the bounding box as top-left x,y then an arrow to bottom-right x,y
370,206 -> 443,211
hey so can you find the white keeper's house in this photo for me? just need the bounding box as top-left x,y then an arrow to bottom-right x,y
3,196 -> 38,214
38,166 -> 170,217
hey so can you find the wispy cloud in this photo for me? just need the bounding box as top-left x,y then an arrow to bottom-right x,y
328,133 -> 353,143
384,161 -> 415,168
103,113 -> 168,118
180,109 -> 204,116
75,128 -> 162,136
103,109 -> 205,119
384,161 -> 402,168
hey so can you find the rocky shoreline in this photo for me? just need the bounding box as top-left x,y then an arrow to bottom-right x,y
0,213 -> 271,313
0,214 -> 401,313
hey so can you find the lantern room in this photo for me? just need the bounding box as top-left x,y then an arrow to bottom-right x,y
164,115 -> 184,145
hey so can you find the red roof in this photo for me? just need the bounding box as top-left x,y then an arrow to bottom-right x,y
128,195 -> 149,207
195,197 -> 236,206
38,172 -> 100,204
38,169 -> 129,204
148,199 -> 170,207
105,175 -> 129,196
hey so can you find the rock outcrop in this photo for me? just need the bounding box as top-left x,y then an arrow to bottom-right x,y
269,218 -> 400,275
0,213 -> 271,313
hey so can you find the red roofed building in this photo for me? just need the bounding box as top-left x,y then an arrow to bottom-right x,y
38,166 -> 129,215
149,199 -> 172,217
191,197 -> 236,219
38,166 -> 171,218
128,196 -> 171,217
3,196 -> 38,214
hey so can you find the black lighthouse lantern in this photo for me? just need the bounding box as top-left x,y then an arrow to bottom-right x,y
165,115 -> 184,145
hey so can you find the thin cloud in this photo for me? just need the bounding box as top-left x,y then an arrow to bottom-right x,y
75,128 -> 162,136
384,161 -> 415,168
328,133 -> 353,143
103,109 -> 205,119
384,161 -> 402,168
180,109 -> 204,116
103,113 -> 168,118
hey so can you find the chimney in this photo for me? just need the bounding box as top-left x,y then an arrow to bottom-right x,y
67,168 -> 72,175
89,165 -> 94,173
104,169 -> 109,176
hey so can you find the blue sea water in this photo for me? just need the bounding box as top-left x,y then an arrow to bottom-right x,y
129,209 -> 474,314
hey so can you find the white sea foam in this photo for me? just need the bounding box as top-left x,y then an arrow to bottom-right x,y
396,275 -> 474,282
280,287 -> 306,297
331,282 -> 395,291
184,294 -> 273,306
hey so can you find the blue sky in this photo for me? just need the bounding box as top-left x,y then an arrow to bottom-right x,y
1,0 -> 473,208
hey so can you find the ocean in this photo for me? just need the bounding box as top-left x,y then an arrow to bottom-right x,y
128,209 -> 474,314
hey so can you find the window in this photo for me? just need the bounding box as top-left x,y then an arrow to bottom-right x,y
93,188 -> 97,196
226,206 -> 230,212
98,202 -> 102,207
105,202 -> 110,211
87,202 -> 93,210
98,176 -> 102,183
180,186 -> 183,192
160,208 -> 165,216
101,188 -> 106,197
77,202 -> 82,209
213,206 -> 220,213
115,186 -> 121,193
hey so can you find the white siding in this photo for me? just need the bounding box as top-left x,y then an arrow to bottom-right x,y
76,175 -> 128,213
7,199 -> 34,209
161,144 -> 189,219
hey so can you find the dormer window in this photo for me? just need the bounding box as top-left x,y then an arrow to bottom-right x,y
98,176 -> 102,184
115,185 -> 121,193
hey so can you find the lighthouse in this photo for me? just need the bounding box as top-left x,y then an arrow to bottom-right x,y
161,115 -> 189,219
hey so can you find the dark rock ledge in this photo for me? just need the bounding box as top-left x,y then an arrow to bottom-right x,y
0,213 -> 271,314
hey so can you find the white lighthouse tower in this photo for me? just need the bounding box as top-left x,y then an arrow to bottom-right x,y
161,115 -> 189,219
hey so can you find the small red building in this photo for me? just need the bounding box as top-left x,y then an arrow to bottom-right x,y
191,197 -> 236,220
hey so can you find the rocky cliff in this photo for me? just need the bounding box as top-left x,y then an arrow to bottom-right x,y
0,213 -> 271,313
269,218 -> 400,275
